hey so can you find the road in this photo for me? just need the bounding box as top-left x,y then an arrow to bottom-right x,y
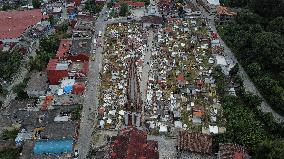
140,30 -> 154,115
192,1 -> 284,123
77,4 -> 109,159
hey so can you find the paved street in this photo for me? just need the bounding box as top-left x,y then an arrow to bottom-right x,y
192,1 -> 284,123
140,30 -> 154,115
77,4 -> 109,159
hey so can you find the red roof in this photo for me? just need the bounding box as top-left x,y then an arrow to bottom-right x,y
114,1 -> 145,8
47,59 -> 59,71
110,127 -> 159,159
177,74 -> 185,81
56,39 -> 72,59
0,9 -> 48,39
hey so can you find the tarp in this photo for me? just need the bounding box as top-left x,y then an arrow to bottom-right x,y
33,139 -> 73,155
63,85 -> 72,94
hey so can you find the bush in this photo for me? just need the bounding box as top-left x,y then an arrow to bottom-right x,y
1,129 -> 19,140
71,105 -> 83,121
0,148 -> 22,159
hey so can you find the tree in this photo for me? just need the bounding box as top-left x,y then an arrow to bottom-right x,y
119,3 -> 129,16
229,63 -> 239,76
32,0 -> 41,9
254,139 -> 284,159
220,0 -> 248,8
235,10 -> 263,25
13,82 -> 29,100
249,0 -> 284,19
48,15 -> 56,26
246,62 -> 261,77
267,16 -> 284,35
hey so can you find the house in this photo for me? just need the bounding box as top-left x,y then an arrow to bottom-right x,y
178,131 -> 212,154
218,143 -> 249,159
73,0 -> 81,6
109,127 -> 159,159
56,39 -> 72,59
46,59 -> 89,85
114,1 -> 145,9
141,15 -> 163,28
0,9 -> 48,44
184,2 -> 202,18
216,5 -> 237,24
158,0 -> 171,15
25,72 -> 48,97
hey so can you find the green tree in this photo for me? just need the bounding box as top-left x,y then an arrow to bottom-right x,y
246,62 -> 261,77
254,139 -> 284,159
267,16 -> 284,35
119,3 -> 129,16
0,148 -> 22,159
229,63 -> 239,76
220,0 -> 248,7
249,0 -> 284,19
32,0 -> 42,8
13,82 -> 29,100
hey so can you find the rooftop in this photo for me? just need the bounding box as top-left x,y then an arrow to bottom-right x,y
47,59 -> 88,73
25,71 -> 48,93
114,1 -> 145,8
0,9 -> 48,39
56,39 -> 72,59
219,143 -> 247,159
141,15 -> 163,24
216,5 -> 237,16
178,131 -> 212,154
109,127 -> 159,159
70,38 -> 92,55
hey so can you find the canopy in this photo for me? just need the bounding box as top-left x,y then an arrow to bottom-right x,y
63,85 -> 72,94
33,139 -> 73,154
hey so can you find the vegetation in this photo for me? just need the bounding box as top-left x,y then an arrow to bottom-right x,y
28,32 -> 60,71
0,51 -> 22,81
217,2 -> 284,115
254,139 -> 284,159
71,105 -> 83,121
12,80 -> 29,100
119,3 -> 129,16
0,148 -> 22,159
213,65 -> 284,156
32,0 -> 42,8
0,129 -> 19,140
107,0 -> 115,8
85,0 -> 104,14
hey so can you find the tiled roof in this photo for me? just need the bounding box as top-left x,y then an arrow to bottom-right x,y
56,39 -> 72,59
219,143 -> 246,159
178,131 -> 212,154
216,5 -> 237,16
47,59 -> 59,71
0,9 -> 48,39
109,127 -> 159,159
114,1 -> 145,8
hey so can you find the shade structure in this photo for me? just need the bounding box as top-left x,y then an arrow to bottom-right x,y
63,85 -> 73,94
33,139 -> 73,155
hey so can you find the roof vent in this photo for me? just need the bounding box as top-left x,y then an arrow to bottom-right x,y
8,17 -> 12,19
